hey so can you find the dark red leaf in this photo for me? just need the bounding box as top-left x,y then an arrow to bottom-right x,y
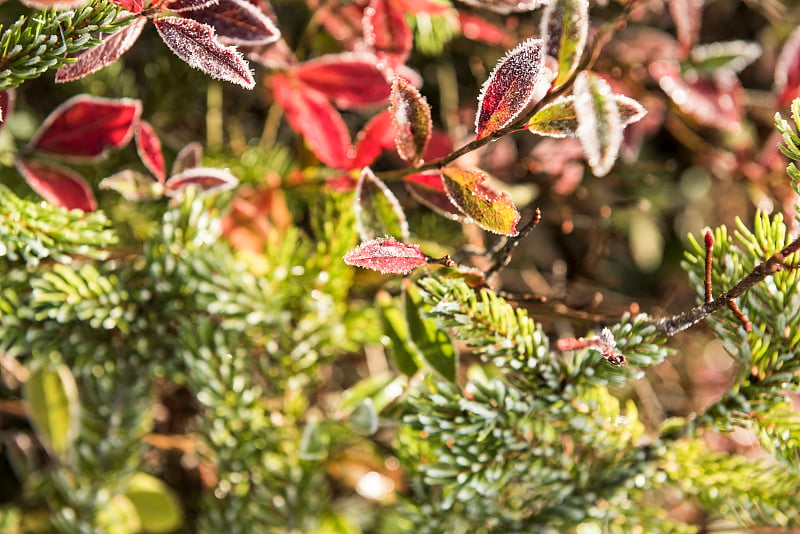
404,171 -> 464,220
775,26 -> 800,108
475,38 -> 549,139
164,167 -> 239,196
457,11 -> 514,47
171,141 -> 203,175
354,167 -> 409,241
271,73 -> 352,169
16,158 -> 97,212
292,52 -> 394,109
180,0 -> 280,46
135,121 -> 166,183
389,77 -> 432,165
0,89 -> 16,129
668,0 -> 704,56
169,0 -> 218,12
440,167 -> 520,235
57,17 -> 147,83
28,95 -> 142,161
154,17 -> 255,89
352,110 -> 397,168
344,237 -> 427,274
363,0 -> 413,68
457,0 -> 547,14
111,0 -> 143,13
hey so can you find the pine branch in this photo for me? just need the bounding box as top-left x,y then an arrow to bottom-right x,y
0,0 -> 131,91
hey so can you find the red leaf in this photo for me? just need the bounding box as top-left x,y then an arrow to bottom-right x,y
389,77 -> 432,165
0,89 -> 16,129
169,0 -> 218,12
457,0 -> 547,15
180,0 -> 280,46
29,95 -> 142,161
475,38 -> 548,139
292,52 -> 394,109
457,11 -> 514,48
440,167 -> 520,235
393,0 -> 451,14
573,71 -> 623,177
352,110 -> 397,168
16,159 -> 97,212
171,141 -> 203,175
775,26 -> 800,108
344,237 -> 427,274
56,17 -> 147,83
135,121 -> 166,183
164,167 -> 239,196
404,171 -> 464,220
668,0 -> 704,56
110,0 -> 143,13
363,0 -> 413,68
354,167 -> 409,241
154,17 -> 255,89
317,3 -> 367,53
271,74 -> 352,169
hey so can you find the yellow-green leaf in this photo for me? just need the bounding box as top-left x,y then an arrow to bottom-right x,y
24,362 -> 80,457
124,473 -> 183,533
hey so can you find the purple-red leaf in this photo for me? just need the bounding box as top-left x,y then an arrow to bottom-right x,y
135,121 -> 166,183
354,167 -> 409,242
541,0 -> 589,88
528,93 -> 646,138
669,0 -> 704,56
169,0 -> 218,12
440,167 -> 520,236
0,90 -> 15,129
171,141 -> 203,175
164,167 -> 239,196
363,0 -> 413,68
110,0 -> 143,13
28,95 -> 142,162
352,110 -> 397,168
100,170 -> 165,201
775,26 -> 800,108
180,0 -> 280,46
457,0 -> 548,15
271,73 -> 352,169
344,237 -> 427,274
404,172 -> 464,221
292,53 -> 396,109
56,17 -> 146,83
475,38 -> 547,139
389,77 -> 432,165
154,17 -> 255,89
573,71 -> 623,177
16,159 -> 97,212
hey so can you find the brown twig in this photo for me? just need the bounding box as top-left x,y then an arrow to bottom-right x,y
704,230 -> 714,303
484,208 -> 542,280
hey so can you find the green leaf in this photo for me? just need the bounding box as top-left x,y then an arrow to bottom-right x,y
689,40 -> 761,73
404,280 -> 457,382
24,362 -> 80,457
541,0 -> 589,87
124,473 -> 183,533
341,372 -> 406,415
440,167 -> 520,236
299,417 -> 329,461
354,167 -> 409,242
377,289 -> 422,375
528,94 -> 646,138
574,71 -> 623,177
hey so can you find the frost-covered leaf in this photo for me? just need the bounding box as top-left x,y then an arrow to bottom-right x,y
457,0 -> 548,15
651,60 -> 743,131
292,53 -> 397,109
28,95 -> 141,161
154,17 -> 255,89
56,17 -> 146,83
528,94 -> 646,138
363,0 -> 413,67
352,110 -> 397,168
24,364 -> 80,457
135,121 -> 166,183
475,38 -> 547,139
775,27 -> 800,108
541,0 -> 589,87
171,142 -> 203,175
390,77 -> 432,165
344,237 -> 427,274
669,0 -> 704,55
180,0 -> 280,46
354,167 -> 409,242
441,167 -> 520,235
404,172 -> 464,221
111,0 -> 143,12
690,40 -> 761,74
168,0 -> 217,12
574,71 -> 622,177
271,73 -> 352,169
164,167 -> 239,196
100,170 -> 165,201
16,159 -> 97,212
